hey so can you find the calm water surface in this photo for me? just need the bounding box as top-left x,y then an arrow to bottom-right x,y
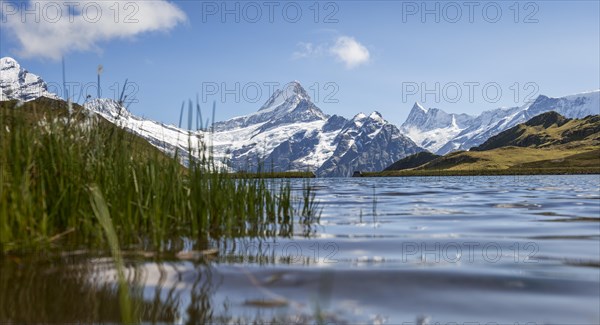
2,175 -> 599,324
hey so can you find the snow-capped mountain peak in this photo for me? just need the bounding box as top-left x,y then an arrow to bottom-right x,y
75,76 -> 421,176
0,57 -> 59,102
369,111 -> 385,123
317,109 -> 422,176
350,112 -> 367,125
402,102 -> 427,126
258,80 -> 310,112
213,81 -> 327,132
414,102 -> 427,113
399,103 -> 472,153
1,57 -> 18,69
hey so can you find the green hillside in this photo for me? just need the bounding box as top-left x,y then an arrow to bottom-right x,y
472,111 -> 600,151
366,112 -> 600,177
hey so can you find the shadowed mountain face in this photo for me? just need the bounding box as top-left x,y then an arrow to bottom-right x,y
1,58 -> 422,177
316,112 -> 423,176
383,151 -> 440,171
524,111 -> 570,128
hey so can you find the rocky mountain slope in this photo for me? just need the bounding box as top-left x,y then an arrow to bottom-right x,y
195,81 -> 422,176
400,91 -> 599,154
1,57 -> 422,176
385,112 -> 600,174
88,85 -> 423,176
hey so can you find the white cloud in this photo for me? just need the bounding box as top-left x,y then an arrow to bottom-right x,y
292,42 -> 314,59
329,36 -> 370,69
1,0 -> 187,60
292,42 -> 327,59
292,36 -> 370,69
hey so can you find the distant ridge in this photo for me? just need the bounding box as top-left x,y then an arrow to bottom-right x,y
376,111 -> 600,176
400,90 -> 600,154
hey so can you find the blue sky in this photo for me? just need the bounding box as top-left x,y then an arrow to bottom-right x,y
1,0 -> 599,127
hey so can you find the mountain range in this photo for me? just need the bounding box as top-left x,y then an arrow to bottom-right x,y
381,111 -> 600,175
401,91 -> 599,155
1,56 -> 598,176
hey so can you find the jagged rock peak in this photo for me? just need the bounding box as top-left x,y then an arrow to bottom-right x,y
258,81 -> 310,111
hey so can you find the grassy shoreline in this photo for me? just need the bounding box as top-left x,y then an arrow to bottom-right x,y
0,98 -> 319,255
361,167 -> 600,177
230,171 -> 316,179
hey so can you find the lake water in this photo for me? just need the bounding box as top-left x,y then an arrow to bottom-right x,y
2,175 -> 599,324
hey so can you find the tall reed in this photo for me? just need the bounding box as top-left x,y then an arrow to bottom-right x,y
0,98 -> 318,254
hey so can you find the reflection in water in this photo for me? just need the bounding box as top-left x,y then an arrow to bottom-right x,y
0,254 -> 180,323
0,248 -> 359,323
1,176 -> 599,324
0,249 -> 338,324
